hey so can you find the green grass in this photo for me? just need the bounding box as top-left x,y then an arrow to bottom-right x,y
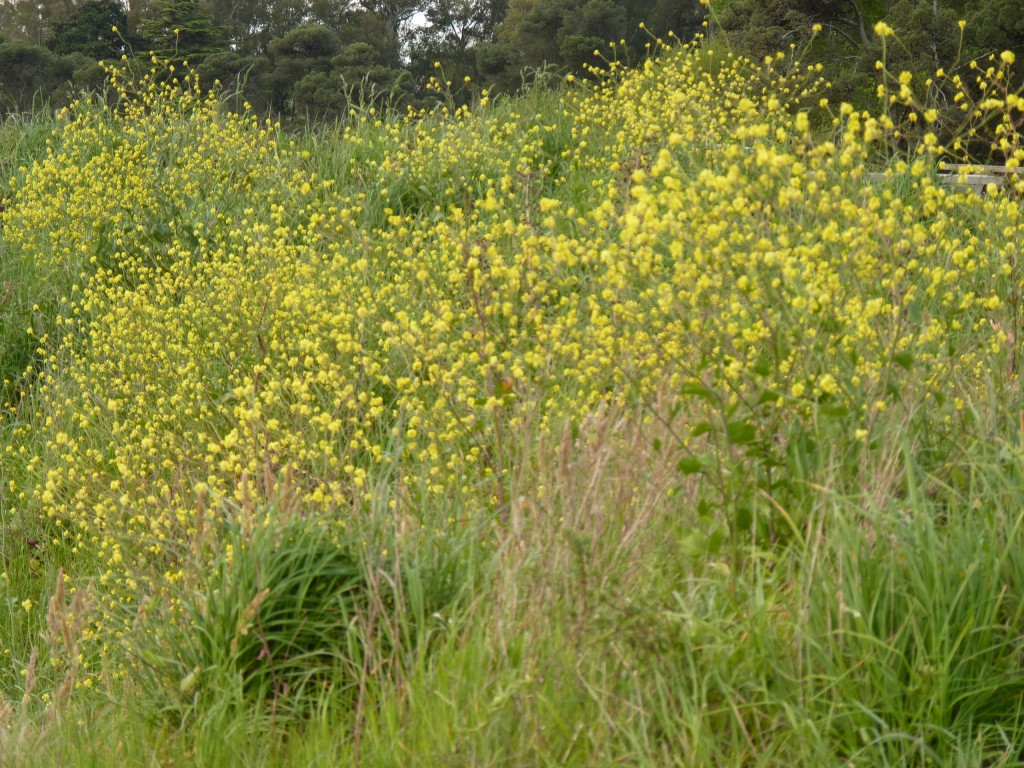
8,421 -> 1024,767
0,113 -> 58,194
0,112 -> 60,416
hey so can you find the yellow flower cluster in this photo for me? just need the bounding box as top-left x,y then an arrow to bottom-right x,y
3,45 -> 1022,668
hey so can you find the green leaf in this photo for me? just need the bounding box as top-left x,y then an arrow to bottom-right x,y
726,421 -> 757,444
680,382 -> 716,402
734,505 -> 753,532
676,457 -> 704,475
690,421 -> 714,438
752,358 -> 772,377
821,403 -> 849,418
907,299 -> 922,323
892,351 -> 914,370
707,526 -> 727,555
679,530 -> 708,558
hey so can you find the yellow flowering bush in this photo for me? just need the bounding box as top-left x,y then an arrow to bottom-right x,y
3,41 -> 1024,680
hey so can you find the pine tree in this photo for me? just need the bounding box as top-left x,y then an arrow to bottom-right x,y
141,0 -> 225,65
47,0 -> 133,59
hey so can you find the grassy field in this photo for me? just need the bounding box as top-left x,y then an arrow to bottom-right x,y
4,39 -> 1024,766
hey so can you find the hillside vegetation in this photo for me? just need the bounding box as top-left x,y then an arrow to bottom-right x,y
4,37 -> 1024,766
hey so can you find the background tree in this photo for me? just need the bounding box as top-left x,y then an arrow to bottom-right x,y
357,0 -> 420,35
498,0 -> 571,68
0,40 -> 74,112
25,0 -> 1017,125
140,0 -> 225,65
194,50 -> 273,111
709,0 -> 846,57
887,0 -> 961,73
261,18 -> 410,118
205,0 -> 281,54
708,0 -> 969,109
291,42 -> 411,118
335,9 -> 402,65
1,0 -> 75,45
965,0 -> 1024,62
263,24 -> 342,113
408,0 -> 507,84
47,0 -> 135,59
625,0 -> 705,54
498,0 -> 703,77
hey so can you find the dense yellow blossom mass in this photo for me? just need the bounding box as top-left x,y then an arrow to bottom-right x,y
3,44 -> 1023,673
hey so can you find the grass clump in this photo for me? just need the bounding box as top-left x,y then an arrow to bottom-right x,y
135,513 -> 370,723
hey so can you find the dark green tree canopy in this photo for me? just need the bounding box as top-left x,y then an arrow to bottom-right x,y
407,0 -> 507,81
710,0 -> 1024,109
47,0 -> 132,58
7,0 -> 1021,125
966,0 -> 1024,58
0,41 -> 74,111
357,0 -> 420,33
0,0 -> 74,46
497,0 -> 702,76
267,22 -> 342,60
141,0 -> 225,64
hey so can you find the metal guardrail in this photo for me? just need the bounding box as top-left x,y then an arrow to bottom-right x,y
938,162 -> 1024,194
867,163 -> 1024,194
